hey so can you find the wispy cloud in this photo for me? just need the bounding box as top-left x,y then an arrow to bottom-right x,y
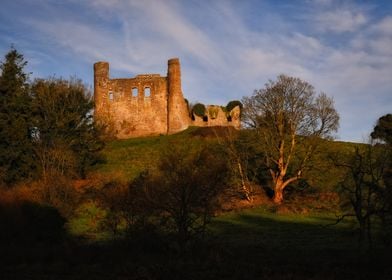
314,10 -> 367,33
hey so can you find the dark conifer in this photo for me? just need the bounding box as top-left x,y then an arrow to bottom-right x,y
0,47 -> 34,185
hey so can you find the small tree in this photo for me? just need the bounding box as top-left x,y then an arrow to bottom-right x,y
0,47 -> 35,185
242,75 -> 339,203
215,127 -> 254,201
145,141 -> 229,248
371,114 -> 392,244
336,143 -> 390,248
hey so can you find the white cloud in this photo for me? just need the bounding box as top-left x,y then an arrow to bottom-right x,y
373,16 -> 392,35
314,9 -> 367,33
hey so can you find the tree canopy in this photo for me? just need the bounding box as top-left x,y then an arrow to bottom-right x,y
31,77 -> 104,179
242,74 -> 339,203
371,113 -> 392,145
0,47 -> 104,186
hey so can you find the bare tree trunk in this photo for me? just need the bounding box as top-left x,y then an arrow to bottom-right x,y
237,160 -> 252,202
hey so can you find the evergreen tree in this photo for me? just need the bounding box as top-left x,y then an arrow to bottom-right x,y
0,47 -> 34,186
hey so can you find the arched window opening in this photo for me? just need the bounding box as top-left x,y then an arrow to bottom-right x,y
132,88 -> 138,97
144,87 -> 151,97
203,116 -> 208,122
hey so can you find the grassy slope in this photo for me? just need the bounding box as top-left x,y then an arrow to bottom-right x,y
3,130 -> 391,279
91,127 -> 362,191
90,127 -> 205,182
207,208 -> 391,279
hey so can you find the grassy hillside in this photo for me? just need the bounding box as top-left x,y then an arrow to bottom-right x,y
90,127 -> 203,182
3,128 -> 391,279
89,126 -> 244,183
90,127 -> 362,192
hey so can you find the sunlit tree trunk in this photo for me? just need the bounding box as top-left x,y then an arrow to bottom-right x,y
273,180 -> 284,204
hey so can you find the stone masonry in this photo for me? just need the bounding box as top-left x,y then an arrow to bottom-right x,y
94,58 -> 240,138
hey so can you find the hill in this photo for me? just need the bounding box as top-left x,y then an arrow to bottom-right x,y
90,126 -> 361,192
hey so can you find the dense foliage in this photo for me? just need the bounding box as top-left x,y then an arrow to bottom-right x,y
371,114 -> 392,145
31,78 -> 104,179
0,48 -> 35,185
192,103 -> 206,117
0,48 -> 104,186
226,100 -> 243,112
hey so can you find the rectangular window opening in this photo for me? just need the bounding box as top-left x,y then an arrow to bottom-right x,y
144,87 -> 151,97
132,88 -> 138,97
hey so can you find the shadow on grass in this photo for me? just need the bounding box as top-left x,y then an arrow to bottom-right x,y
208,210 -> 392,279
1,203 -> 391,280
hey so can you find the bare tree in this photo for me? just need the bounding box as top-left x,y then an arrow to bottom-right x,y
145,141 -> 229,248
335,143 -> 390,248
215,127 -> 253,201
242,75 -> 339,204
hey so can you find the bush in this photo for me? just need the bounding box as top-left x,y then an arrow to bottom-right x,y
208,106 -> 219,119
34,173 -> 79,218
226,100 -> 243,112
192,103 -> 206,117
0,197 -> 66,244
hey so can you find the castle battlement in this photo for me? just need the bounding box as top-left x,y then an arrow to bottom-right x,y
94,58 -> 240,138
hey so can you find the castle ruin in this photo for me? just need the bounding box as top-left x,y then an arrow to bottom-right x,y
94,58 -> 240,138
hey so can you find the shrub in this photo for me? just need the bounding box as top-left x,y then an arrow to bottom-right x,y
226,100 -> 243,112
192,103 -> 206,117
0,196 -> 66,244
208,106 -> 219,119
144,141 -> 230,248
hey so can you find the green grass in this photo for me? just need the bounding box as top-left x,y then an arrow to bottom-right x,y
90,127 -> 364,192
90,127 -> 204,181
206,207 -> 391,279
3,196 -> 391,279
211,207 -> 357,255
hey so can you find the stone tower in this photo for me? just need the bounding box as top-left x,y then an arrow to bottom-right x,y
93,61 -> 109,120
167,58 -> 190,134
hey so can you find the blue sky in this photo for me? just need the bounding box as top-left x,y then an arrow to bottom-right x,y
1,0 -> 391,142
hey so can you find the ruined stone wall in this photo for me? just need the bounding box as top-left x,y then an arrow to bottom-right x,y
94,62 -> 170,138
107,76 -> 168,138
191,105 -> 241,129
94,58 -> 240,139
